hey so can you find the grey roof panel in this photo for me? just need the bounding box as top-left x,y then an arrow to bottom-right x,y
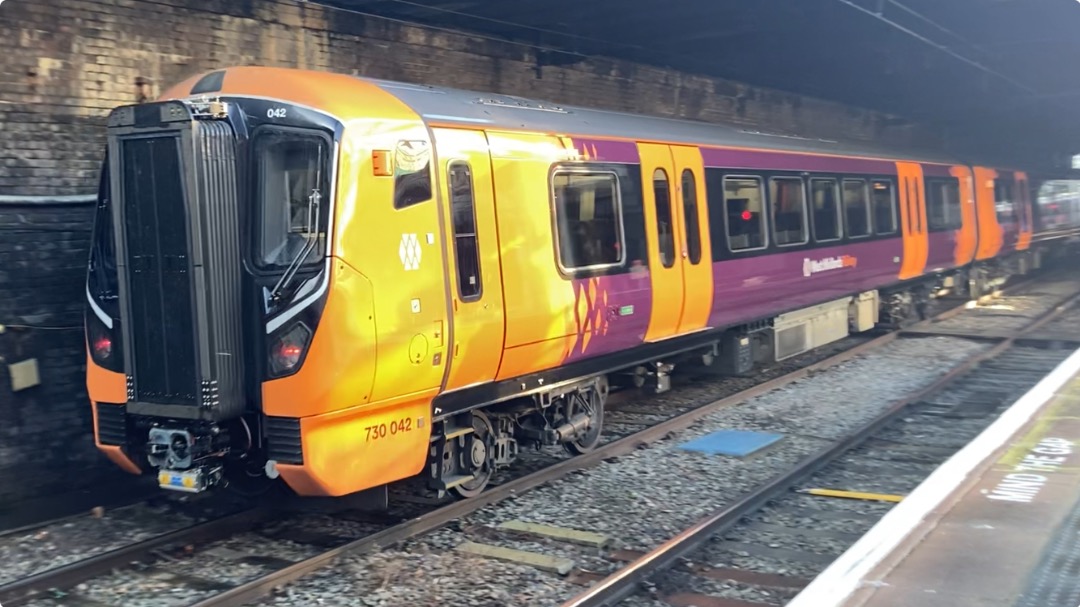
361,76 -> 963,166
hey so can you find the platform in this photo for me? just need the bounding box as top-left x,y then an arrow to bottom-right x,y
787,346 -> 1080,607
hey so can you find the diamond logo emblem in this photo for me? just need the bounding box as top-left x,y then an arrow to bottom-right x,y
399,233 -> 422,271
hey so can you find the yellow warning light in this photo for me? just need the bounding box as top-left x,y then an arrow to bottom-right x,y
372,150 -> 393,176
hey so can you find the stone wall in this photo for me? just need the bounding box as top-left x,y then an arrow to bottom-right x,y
0,0 -> 938,197
0,197 -> 131,505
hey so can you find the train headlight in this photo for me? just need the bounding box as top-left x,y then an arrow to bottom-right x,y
269,322 -> 312,376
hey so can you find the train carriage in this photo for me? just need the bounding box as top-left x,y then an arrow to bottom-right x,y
84,66 -> 1068,501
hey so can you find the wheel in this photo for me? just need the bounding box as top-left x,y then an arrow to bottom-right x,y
451,411 -> 495,499
562,389 -> 604,456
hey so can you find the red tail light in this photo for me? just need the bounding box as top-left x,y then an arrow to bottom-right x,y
269,323 -> 312,375
93,335 -> 112,360
274,342 -> 303,370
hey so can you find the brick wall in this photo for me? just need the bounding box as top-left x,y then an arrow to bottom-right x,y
0,198 -> 130,505
0,0 -> 942,507
0,0 -> 941,197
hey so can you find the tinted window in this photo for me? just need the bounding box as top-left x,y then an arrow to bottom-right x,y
89,155 -> 119,307
770,177 -> 808,246
842,179 -> 871,238
553,172 -> 623,270
724,176 -> 767,251
682,169 -> 702,265
810,179 -> 842,242
654,169 -> 675,268
927,179 -> 962,231
872,180 -> 897,235
393,140 -> 433,209
448,162 -> 481,299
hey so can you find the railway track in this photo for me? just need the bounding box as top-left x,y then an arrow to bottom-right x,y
555,284 -> 1080,607
2,270 -> 1075,607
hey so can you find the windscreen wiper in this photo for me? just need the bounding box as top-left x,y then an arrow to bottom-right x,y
268,187 -> 321,308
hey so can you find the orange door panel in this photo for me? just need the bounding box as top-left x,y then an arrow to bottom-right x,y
950,165 -> 978,266
896,162 -> 929,280
638,142 -> 685,342
669,145 -> 713,333
431,128 -> 507,391
973,166 -> 1003,260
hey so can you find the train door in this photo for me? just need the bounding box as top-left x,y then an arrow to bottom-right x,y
1015,171 -> 1033,251
896,162 -> 929,280
950,165 -> 979,267
638,143 -> 685,342
972,167 -> 1003,260
669,145 -> 713,333
431,127 -> 506,391
995,172 -> 1020,252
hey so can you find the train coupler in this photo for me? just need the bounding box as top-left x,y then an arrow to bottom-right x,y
157,465 -> 223,493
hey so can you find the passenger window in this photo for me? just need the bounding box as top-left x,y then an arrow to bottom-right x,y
723,176 -> 767,251
654,169 -> 676,268
810,179 -> 842,242
448,162 -> 481,300
769,177 -> 808,246
842,179 -> 871,238
872,180 -> 897,235
553,172 -> 623,271
393,140 -> 433,209
681,169 -> 702,265
927,179 -> 962,231
995,178 -> 1016,224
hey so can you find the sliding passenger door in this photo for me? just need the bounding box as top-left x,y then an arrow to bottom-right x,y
431,127 -> 506,391
896,162 -> 929,280
669,145 -> 713,333
638,143 -> 685,341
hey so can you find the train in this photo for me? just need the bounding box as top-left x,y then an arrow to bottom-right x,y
84,66 -> 1080,503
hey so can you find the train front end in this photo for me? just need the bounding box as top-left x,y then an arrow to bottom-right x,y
85,95 -> 339,495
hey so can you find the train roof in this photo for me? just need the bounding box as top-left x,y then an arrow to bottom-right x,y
362,76 -> 966,168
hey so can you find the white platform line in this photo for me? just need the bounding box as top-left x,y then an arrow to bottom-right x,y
787,345 -> 1080,607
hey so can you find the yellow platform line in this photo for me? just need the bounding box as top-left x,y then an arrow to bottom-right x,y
798,488 -> 905,503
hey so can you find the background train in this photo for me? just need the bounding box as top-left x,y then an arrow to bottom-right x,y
84,66 -> 1080,503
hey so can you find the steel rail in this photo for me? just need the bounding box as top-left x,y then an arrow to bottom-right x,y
556,286 -> 1080,607
0,507 -> 272,606
180,277 -> 1052,607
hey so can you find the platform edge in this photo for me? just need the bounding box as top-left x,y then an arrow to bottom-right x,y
786,345 -> 1080,607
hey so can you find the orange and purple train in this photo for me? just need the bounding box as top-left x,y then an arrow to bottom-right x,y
84,66 -> 1080,501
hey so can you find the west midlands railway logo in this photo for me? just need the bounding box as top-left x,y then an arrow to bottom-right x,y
803,255 -> 857,278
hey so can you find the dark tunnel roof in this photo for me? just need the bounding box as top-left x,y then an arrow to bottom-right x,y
318,0 -> 1080,170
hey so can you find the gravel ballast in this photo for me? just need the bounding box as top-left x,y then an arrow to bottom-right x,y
244,335 -> 989,607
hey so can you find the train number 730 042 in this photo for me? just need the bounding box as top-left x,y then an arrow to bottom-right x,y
365,417 -> 413,441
